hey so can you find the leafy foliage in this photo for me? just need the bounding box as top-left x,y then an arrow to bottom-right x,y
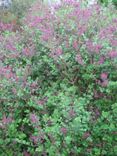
99,0 -> 117,7
0,0 -> 117,155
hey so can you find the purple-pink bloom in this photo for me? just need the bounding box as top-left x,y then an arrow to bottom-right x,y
83,131 -> 90,139
60,127 -> 67,135
2,115 -> 13,125
30,113 -> 38,123
98,56 -> 105,64
73,40 -> 78,50
6,43 -> 17,52
86,41 -> 102,54
101,79 -> 109,87
30,136 -> 39,144
100,72 -> 108,80
37,97 -> 48,106
69,109 -> 76,117
75,54 -> 84,65
55,48 -> 63,56
108,50 -> 117,58
110,39 -> 117,47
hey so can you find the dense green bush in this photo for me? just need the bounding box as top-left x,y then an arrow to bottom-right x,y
0,0 -> 117,155
112,0 -> 117,8
99,0 -> 117,7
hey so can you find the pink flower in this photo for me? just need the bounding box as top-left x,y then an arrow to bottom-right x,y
97,78 -> 108,87
78,26 -> 87,36
73,40 -> 78,50
95,108 -> 100,117
30,113 -> 38,123
100,73 -> 108,80
94,45 -> 102,53
83,132 -> 90,139
86,41 -> 102,54
94,90 -> 104,99
30,136 -> 39,144
12,88 -> 17,94
2,115 -> 13,125
99,73 -> 108,87
55,48 -> 63,56
30,17 -> 43,27
6,43 -> 17,52
108,50 -> 117,58
37,100 -> 45,105
41,34 -> 50,41
0,22 -> 13,32
98,56 -> 105,64
60,127 -> 67,135
22,46 -> 35,57
110,39 -> 117,47
101,79 -> 108,87
69,109 -> 75,117
75,54 -> 84,65
50,48 -> 63,58
0,66 -> 15,80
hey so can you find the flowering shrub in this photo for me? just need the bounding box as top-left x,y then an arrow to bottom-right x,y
0,0 -> 117,155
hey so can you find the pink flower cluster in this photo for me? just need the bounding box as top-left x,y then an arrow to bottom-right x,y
108,50 -> 117,59
75,54 -> 84,65
86,40 -> 102,54
0,22 -> 13,32
0,66 -> 16,80
100,72 -> 108,87
30,113 -> 38,124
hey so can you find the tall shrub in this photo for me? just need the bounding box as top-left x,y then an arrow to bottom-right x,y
0,0 -> 117,155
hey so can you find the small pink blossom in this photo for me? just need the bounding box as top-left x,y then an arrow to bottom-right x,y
0,22 -> 13,32
30,17 -> 43,27
108,50 -> 117,58
94,90 -> 104,99
73,40 -> 78,50
69,109 -> 75,117
6,43 -> 17,52
22,46 -> 35,57
78,26 -> 87,36
98,56 -> 105,64
0,66 -> 16,80
100,73 -> 108,80
37,97 -> 48,105
66,41 -> 70,48
12,88 -> 17,94
95,108 -> 100,117
86,41 -> 102,54
55,48 -> 63,56
110,39 -> 117,47
30,82 -> 38,90
83,131 -> 90,139
37,100 -> 45,105
94,45 -> 102,53
75,54 -> 84,65
60,127 -> 67,135
30,136 -> 39,144
2,115 -> 13,125
97,79 -> 108,87
101,79 -> 108,87
50,48 -> 63,58
30,113 -> 38,123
